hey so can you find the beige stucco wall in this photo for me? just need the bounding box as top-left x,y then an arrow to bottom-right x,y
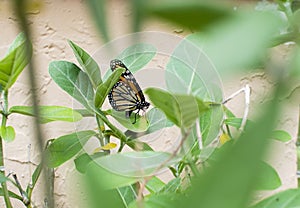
0,0 -> 299,207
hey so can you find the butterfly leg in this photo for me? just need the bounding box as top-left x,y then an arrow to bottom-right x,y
132,109 -> 141,124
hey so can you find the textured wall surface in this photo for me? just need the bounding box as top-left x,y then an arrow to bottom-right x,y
0,0 -> 299,207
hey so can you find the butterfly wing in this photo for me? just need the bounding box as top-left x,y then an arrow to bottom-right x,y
108,59 -> 149,116
108,80 -> 139,112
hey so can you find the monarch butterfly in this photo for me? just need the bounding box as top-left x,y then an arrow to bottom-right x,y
108,59 -> 150,123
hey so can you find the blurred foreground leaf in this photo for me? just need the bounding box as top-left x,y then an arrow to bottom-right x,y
255,161 -> 281,190
87,0 -> 109,42
86,151 -> 179,189
250,188 -> 300,208
188,11 -> 283,75
74,152 -> 107,173
144,0 -> 232,31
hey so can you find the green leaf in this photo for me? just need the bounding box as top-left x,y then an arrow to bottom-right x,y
0,126 -> 15,142
74,152 -> 106,173
0,188 -> 22,201
224,117 -> 243,128
117,185 -> 138,207
118,43 -> 157,74
224,117 -> 255,132
129,194 -> 177,208
145,88 -> 179,126
86,160 -> 138,190
250,188 -> 300,208
94,68 -> 124,108
85,173 -> 128,208
124,108 -> 174,140
165,33 -> 223,144
291,0 -> 300,12
0,32 -> 32,91
31,164 -> 42,190
271,130 -> 292,142
26,163 -> 43,194
125,139 -> 154,151
109,110 -> 149,132
103,43 -> 157,80
48,61 -> 94,110
86,151 -> 179,189
68,40 -> 102,88
95,151 -> 179,178
144,108 -> 173,134
45,130 -> 97,168
174,86 -> 282,208
254,161 -> 281,190
200,104 -> 224,146
165,36 -> 223,102
9,105 -> 82,123
145,88 -> 208,129
223,106 -> 236,118
159,178 -> 181,194
145,176 -> 165,194
291,10 -> 300,31
180,124 -> 201,159
145,1 -> 232,31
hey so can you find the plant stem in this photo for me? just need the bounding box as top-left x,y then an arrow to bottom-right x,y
96,116 -> 105,146
0,91 -> 13,208
94,109 -> 128,143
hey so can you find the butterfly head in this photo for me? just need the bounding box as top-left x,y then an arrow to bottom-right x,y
141,100 -> 150,111
110,59 -> 126,71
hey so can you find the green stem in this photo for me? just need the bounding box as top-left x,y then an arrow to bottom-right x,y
0,91 -> 13,208
96,116 -> 105,146
225,124 -> 232,139
94,109 -> 128,143
118,142 -> 125,152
